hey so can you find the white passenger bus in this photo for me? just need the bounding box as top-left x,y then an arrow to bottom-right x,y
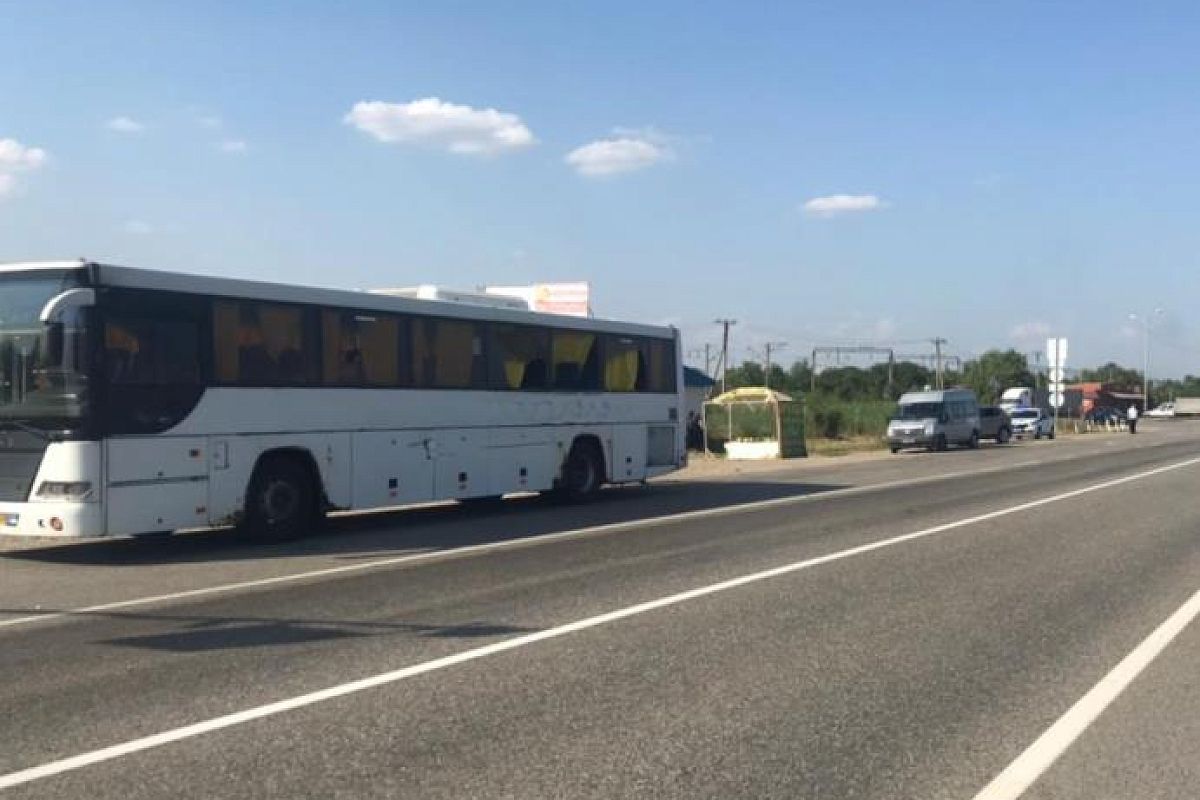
0,261 -> 684,541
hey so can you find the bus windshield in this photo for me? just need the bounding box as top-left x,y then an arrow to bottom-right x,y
0,271 -> 90,430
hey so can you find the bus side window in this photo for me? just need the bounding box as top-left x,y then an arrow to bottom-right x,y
604,336 -> 641,392
322,310 -> 400,386
490,324 -> 549,390
551,331 -> 599,391
214,300 -> 317,386
645,338 -> 677,393
104,318 -> 200,386
419,318 -> 486,389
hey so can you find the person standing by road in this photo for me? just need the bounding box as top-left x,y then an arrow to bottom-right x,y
1127,403 -> 1139,434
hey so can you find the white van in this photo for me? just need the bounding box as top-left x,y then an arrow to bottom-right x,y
886,388 -> 981,452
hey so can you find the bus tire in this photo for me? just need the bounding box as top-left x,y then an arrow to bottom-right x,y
561,440 -> 604,501
241,454 -> 318,543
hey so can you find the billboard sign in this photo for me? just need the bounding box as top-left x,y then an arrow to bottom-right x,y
486,282 -> 591,317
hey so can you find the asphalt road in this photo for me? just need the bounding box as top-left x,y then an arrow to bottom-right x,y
1,421 -> 1198,798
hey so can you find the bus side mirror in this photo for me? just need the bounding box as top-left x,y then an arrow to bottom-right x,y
39,288 -> 96,324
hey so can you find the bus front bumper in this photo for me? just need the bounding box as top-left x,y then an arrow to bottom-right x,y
0,502 -> 105,538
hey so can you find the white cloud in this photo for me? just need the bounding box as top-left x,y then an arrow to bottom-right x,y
802,194 -> 884,217
1010,321 -> 1051,342
344,98 -> 535,155
219,139 -> 248,154
123,220 -> 154,235
565,134 -> 671,177
0,138 -> 48,198
199,115 -> 223,129
0,138 -> 47,171
105,116 -> 145,134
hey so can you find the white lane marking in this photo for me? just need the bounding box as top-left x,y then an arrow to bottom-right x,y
1,456 -> 1198,791
972,587 -> 1200,800
0,457 -> 1053,631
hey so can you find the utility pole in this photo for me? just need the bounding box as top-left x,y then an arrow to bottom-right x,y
714,319 -> 737,393
762,341 -> 787,389
1129,309 -> 1164,411
704,343 -> 713,377
931,337 -> 948,389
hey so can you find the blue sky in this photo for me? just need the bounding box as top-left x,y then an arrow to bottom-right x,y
3,1 -> 1200,376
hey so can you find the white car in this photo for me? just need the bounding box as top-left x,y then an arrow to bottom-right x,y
1145,402 -> 1175,418
1009,408 -> 1055,439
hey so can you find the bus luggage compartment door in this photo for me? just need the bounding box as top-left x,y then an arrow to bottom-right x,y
610,425 -> 647,483
351,431 -> 434,508
105,438 -> 209,534
432,429 -> 486,499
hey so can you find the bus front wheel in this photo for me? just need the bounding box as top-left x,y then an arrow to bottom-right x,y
241,455 -> 318,543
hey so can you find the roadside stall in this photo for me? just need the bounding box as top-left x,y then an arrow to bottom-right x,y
703,387 -> 807,459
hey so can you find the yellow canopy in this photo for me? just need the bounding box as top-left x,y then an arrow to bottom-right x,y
706,386 -> 794,404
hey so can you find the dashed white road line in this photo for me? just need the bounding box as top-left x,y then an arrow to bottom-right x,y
972,586 -> 1200,800
0,454 -> 1197,791
0,458 -> 1048,631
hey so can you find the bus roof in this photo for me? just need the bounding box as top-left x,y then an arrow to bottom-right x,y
0,260 -> 675,339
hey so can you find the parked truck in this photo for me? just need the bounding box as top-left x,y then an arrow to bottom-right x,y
1173,397 -> 1200,417
998,386 -> 1049,413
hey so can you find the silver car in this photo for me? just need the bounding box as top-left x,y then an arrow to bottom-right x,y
887,389 -> 981,452
979,405 -> 1013,444
1009,407 -> 1055,439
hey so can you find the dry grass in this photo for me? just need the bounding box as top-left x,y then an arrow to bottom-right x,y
806,435 -> 888,457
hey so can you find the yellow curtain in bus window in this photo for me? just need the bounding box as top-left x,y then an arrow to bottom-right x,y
552,332 -> 595,387
494,326 -> 547,389
605,338 -> 640,392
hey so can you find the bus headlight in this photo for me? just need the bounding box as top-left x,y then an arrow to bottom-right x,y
36,481 -> 94,501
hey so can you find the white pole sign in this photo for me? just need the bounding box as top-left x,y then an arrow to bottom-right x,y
1046,337 -> 1068,408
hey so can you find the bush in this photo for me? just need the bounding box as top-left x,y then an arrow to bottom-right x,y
807,396 -> 893,440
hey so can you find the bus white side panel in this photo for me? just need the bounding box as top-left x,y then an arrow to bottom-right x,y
431,429 -> 488,499
105,438 -> 210,535
610,424 -> 648,483
486,428 -> 561,494
207,433 -> 352,525
351,430 -> 433,508
108,481 -> 208,534
107,438 -> 208,483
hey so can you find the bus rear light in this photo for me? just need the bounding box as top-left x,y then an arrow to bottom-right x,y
49,517 -> 64,532
36,481 -> 94,501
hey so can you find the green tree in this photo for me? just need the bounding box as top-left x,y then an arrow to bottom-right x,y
892,362 -> 935,396
788,360 -> 813,392
1078,362 -> 1143,389
724,361 -> 764,389
959,350 -> 1034,403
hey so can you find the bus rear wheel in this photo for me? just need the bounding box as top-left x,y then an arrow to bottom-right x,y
241,455 -> 318,543
561,441 -> 604,501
